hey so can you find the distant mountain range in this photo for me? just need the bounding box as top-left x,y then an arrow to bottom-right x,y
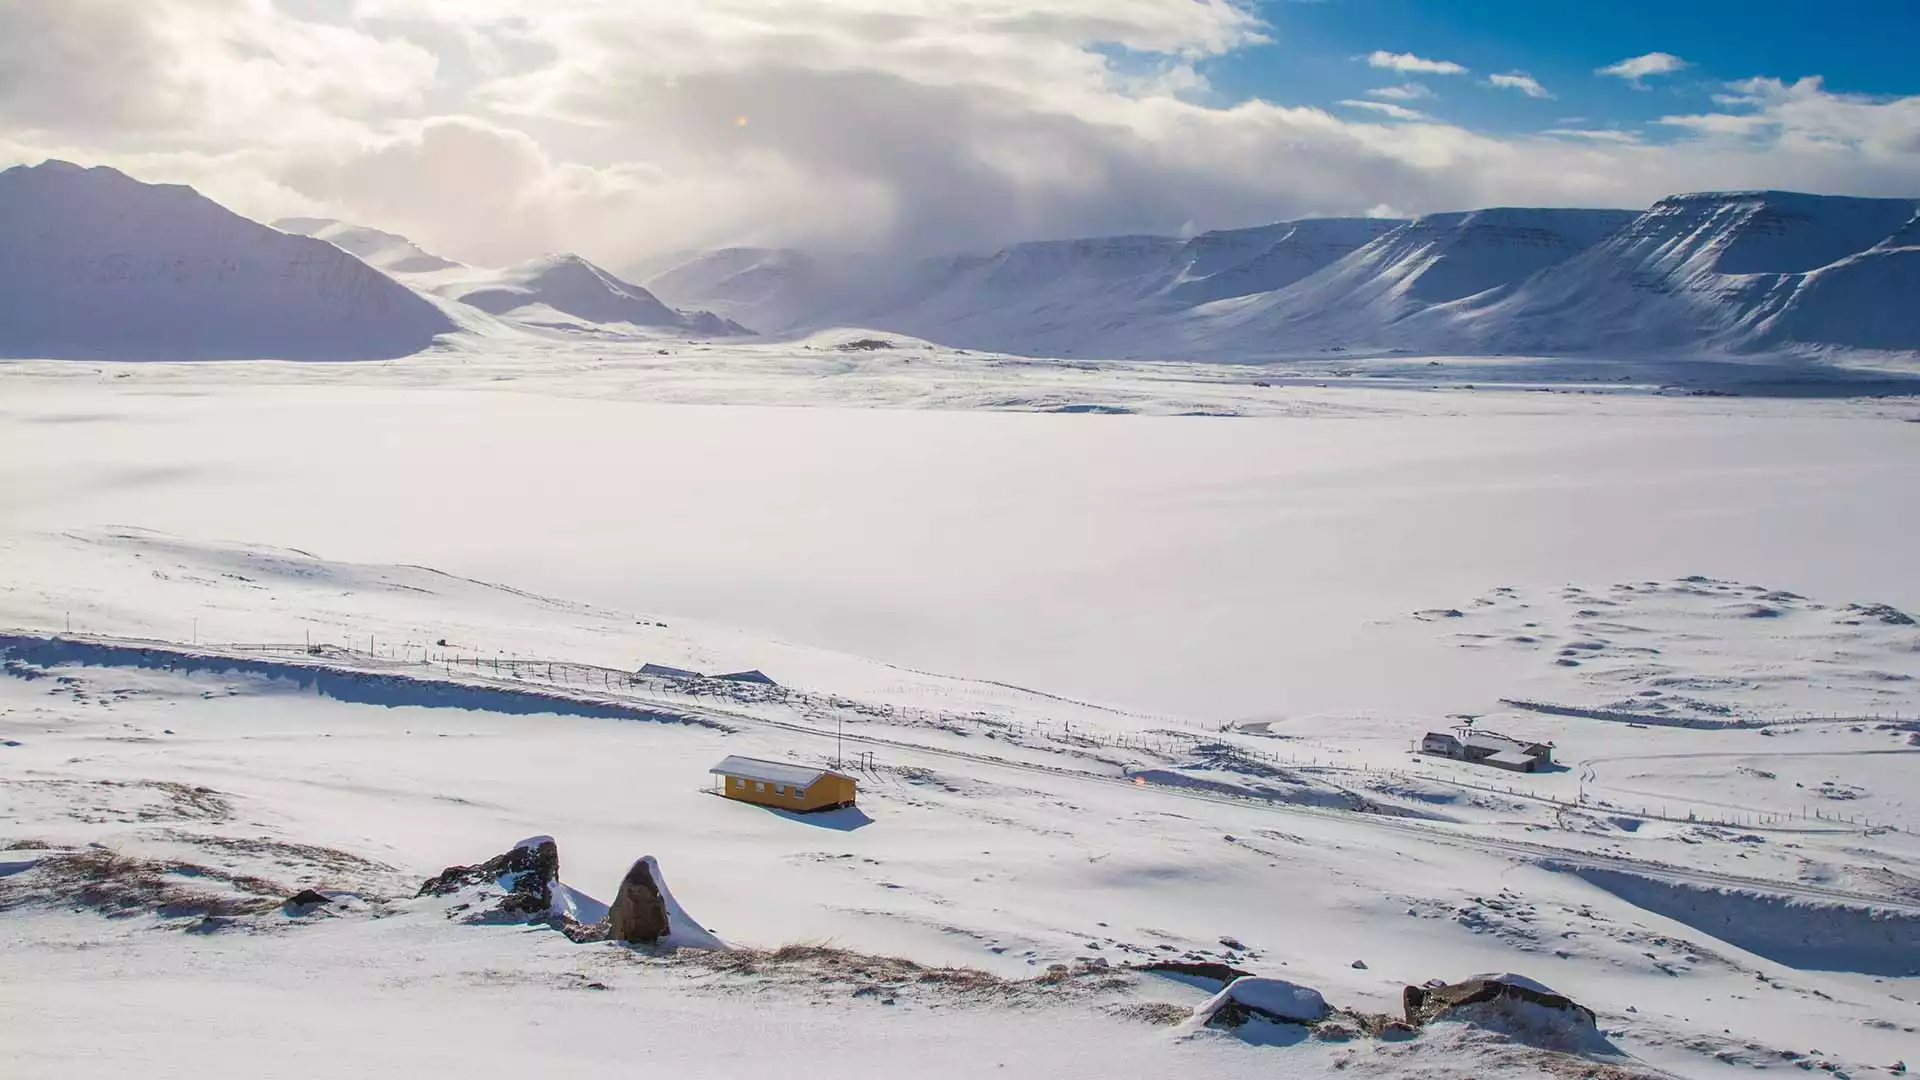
647,193 -> 1920,361
272,220 -> 747,338
2,159 -> 1915,362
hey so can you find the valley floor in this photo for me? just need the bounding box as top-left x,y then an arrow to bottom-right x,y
3,344 -> 1918,1078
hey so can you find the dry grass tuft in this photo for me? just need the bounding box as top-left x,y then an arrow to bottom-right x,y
0,848 -> 287,920
679,942 -> 1128,1004
1106,1001 -> 1191,1027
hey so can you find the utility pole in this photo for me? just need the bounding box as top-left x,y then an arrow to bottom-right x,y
837,715 -> 844,769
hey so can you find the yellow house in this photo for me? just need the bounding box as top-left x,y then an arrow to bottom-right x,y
709,755 -> 857,813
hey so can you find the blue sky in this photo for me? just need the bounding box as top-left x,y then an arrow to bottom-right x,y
1209,0 -> 1920,139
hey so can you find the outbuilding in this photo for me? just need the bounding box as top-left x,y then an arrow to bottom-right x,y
709,755 -> 857,812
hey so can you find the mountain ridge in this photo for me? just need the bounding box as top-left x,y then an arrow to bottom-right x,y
648,191 -> 1920,360
0,162 -> 454,361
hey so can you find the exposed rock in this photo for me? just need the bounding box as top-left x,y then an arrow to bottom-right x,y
1314,1021 -> 1355,1042
1135,959 -> 1256,985
1403,973 -> 1598,1030
417,836 -> 559,919
607,857 -> 671,944
284,888 -> 330,909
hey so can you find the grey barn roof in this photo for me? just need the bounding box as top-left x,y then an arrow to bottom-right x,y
710,755 -> 846,789
1486,750 -> 1538,767
1463,732 -> 1529,752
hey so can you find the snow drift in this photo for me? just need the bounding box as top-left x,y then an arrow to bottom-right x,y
0,161 -> 454,361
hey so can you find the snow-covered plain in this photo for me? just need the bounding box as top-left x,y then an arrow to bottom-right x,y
4,347 -> 1919,1079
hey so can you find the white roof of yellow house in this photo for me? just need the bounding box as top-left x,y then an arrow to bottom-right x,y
709,755 -> 850,789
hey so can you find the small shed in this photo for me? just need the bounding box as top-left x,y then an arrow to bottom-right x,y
716,669 -> 777,686
709,755 -> 856,812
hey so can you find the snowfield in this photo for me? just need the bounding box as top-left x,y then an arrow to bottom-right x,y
4,152 -> 1920,1080
3,345 -> 1919,1079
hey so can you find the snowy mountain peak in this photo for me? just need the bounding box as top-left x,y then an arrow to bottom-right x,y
0,160 -> 454,361
434,250 -> 749,334
274,217 -> 465,274
1624,190 -> 1920,276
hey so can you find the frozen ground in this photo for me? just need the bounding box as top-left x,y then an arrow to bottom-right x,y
3,347 -> 1919,1078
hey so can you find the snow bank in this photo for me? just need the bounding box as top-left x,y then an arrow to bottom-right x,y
636,855 -> 726,951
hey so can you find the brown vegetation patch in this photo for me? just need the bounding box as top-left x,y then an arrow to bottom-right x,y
677,943 -> 1130,1005
0,849 -> 286,920
152,830 -> 397,890
1,779 -> 233,824
1106,1001 -> 1191,1026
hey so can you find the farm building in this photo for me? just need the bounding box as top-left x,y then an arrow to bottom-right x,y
710,755 -> 857,812
1420,729 -> 1554,772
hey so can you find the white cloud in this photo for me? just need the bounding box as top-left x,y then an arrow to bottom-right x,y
1542,128 -> 1643,145
1657,76 -> 1920,160
1365,51 -> 1468,76
1597,52 -> 1689,85
1487,72 -> 1552,100
2,4 -> 1916,270
1366,83 -> 1433,102
1338,100 -> 1429,122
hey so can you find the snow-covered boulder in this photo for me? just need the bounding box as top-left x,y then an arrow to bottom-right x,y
1186,975 -> 1331,1030
1403,973 -> 1603,1051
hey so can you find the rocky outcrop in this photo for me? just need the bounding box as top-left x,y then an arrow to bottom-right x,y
283,888 -> 331,911
1403,973 -> 1597,1029
607,858 -> 671,944
417,836 -> 559,919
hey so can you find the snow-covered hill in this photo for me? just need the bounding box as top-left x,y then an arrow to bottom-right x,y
273,217 -> 465,274
415,253 -> 750,336
0,162 -> 454,361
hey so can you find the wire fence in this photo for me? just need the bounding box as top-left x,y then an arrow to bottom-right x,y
38,623 -> 1914,836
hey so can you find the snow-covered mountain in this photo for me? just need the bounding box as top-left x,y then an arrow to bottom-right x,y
0,161 -> 454,361
8,160 -> 1915,364
1159,207 -> 1641,357
277,218 -> 750,337
645,247 -> 862,334
273,217 -> 465,274
646,220 -> 1404,352
652,194 -> 1920,361
420,253 -> 747,335
1451,191 -> 1920,357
